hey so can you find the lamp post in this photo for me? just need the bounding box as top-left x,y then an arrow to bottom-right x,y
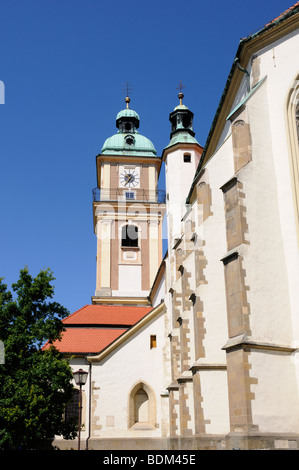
73,368 -> 88,450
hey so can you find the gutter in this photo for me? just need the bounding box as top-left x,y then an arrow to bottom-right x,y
84,359 -> 92,450
235,59 -> 250,93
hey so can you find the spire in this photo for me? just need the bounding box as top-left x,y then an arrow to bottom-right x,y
176,80 -> 185,106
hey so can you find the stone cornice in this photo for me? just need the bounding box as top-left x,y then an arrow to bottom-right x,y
222,334 -> 296,353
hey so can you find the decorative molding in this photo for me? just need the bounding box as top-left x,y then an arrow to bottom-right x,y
91,296 -> 150,305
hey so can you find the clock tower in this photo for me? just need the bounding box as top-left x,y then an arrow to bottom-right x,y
92,97 -> 165,305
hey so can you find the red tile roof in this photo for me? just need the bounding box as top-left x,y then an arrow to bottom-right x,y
45,328 -> 127,354
62,304 -> 152,326
43,304 -> 153,354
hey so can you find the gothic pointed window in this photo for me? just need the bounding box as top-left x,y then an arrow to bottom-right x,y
64,389 -> 79,426
128,382 -> 156,429
296,102 -> 299,145
286,77 -> 299,242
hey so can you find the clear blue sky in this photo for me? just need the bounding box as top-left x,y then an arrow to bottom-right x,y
0,0 -> 294,314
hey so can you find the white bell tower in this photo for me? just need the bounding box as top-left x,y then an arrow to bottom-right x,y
92,97 -> 166,305
162,91 -> 203,242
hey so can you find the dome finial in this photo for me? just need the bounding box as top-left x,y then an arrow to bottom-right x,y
176,80 -> 185,106
123,81 -> 133,109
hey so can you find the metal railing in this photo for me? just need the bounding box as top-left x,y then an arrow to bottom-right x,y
92,188 -> 166,204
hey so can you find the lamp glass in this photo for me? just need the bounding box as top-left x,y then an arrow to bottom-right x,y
73,369 -> 88,386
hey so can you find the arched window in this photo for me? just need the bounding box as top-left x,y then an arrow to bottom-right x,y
128,382 -> 156,429
286,76 -> 299,243
121,224 -> 138,248
296,102 -> 299,144
65,389 -> 80,426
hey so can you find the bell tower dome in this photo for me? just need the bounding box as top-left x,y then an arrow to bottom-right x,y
169,92 -> 196,140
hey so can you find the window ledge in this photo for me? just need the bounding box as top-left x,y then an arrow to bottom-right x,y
131,423 -> 156,431
121,246 -> 140,251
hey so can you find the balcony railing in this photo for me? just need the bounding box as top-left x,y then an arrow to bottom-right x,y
92,187 -> 166,204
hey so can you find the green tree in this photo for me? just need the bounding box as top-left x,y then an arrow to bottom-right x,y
0,267 -> 77,450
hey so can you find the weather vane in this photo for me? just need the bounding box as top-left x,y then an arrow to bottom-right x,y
123,81 -> 133,108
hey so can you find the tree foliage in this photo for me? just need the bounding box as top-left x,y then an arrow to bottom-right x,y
0,268 -> 77,450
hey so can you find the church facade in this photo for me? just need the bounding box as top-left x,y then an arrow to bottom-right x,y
51,3 -> 299,450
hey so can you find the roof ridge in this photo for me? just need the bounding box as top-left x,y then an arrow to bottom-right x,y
265,1 -> 299,25
62,303 -> 153,326
62,304 -> 89,323
244,1 -> 299,39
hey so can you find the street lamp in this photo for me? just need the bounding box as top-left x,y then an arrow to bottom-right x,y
73,368 -> 88,451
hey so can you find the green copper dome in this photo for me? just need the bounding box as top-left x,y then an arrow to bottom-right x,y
102,132 -> 157,156
116,108 -> 140,121
101,98 -> 157,157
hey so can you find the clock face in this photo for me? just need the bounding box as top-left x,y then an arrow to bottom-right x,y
120,169 -> 140,188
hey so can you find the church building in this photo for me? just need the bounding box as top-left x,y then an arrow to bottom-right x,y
47,3 -> 299,450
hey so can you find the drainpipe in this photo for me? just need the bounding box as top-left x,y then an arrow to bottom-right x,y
234,58 -> 250,93
85,359 -> 92,450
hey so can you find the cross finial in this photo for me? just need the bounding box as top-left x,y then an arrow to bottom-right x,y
176,80 -> 185,105
123,81 -> 133,108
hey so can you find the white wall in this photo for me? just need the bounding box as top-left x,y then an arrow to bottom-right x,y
89,309 -> 169,438
165,147 -> 201,238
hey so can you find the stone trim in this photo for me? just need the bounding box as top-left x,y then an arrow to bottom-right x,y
91,381 -> 101,436
226,348 -> 257,433
221,177 -> 249,252
190,362 -> 227,372
231,119 -> 252,173
221,251 -> 251,338
179,382 -> 193,436
222,334 -> 296,354
177,371 -> 193,383
169,389 -> 179,437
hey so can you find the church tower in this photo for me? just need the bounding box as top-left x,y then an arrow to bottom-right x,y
162,91 -> 203,241
92,97 -> 165,305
